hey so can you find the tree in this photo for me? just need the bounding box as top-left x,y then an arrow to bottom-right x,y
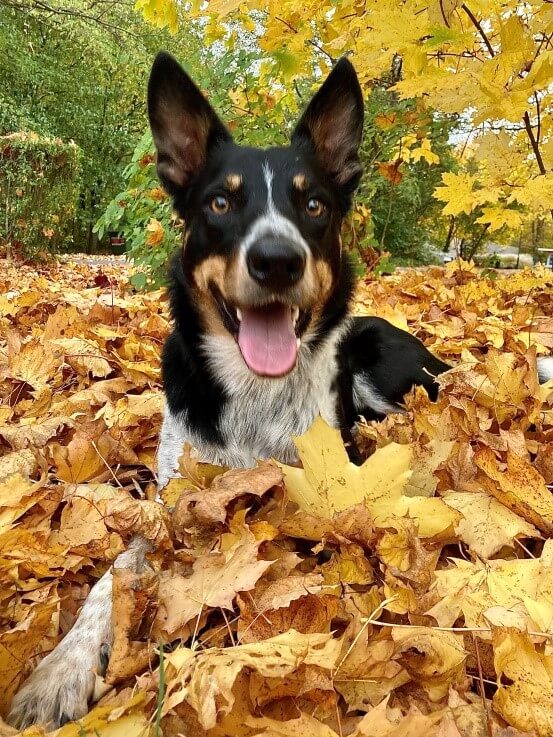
139,0 -> 553,244
0,1 -> 205,249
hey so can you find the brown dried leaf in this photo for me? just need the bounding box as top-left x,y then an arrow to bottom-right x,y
154,523 -> 273,639
173,463 -> 283,531
106,565 -> 158,683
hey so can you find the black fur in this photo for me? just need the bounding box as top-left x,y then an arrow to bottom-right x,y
339,317 -> 450,424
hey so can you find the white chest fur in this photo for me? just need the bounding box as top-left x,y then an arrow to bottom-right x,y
157,326 -> 344,488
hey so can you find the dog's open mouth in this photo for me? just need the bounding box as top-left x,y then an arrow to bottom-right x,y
212,287 -> 308,377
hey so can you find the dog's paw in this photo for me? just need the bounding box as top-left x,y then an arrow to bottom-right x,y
8,571 -> 114,730
7,638 -> 110,730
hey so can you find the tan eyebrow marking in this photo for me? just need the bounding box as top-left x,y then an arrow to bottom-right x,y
225,173 -> 242,191
293,173 -> 308,190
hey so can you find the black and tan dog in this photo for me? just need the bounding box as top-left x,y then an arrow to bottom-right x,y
151,51 -> 450,483
9,53 -> 553,729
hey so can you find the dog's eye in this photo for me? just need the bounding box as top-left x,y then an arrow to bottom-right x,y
210,195 -> 230,214
305,198 -> 326,217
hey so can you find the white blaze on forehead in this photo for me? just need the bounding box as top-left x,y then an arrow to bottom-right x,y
239,162 -> 309,256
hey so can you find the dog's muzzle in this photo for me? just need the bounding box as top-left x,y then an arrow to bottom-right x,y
246,238 -> 306,291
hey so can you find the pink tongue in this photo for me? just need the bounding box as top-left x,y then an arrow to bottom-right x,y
238,303 -> 298,376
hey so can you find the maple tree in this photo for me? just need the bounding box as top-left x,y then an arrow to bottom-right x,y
134,0 -> 553,246
0,256 -> 552,735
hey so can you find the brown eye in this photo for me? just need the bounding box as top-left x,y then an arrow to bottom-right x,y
306,197 -> 325,217
210,195 -> 230,214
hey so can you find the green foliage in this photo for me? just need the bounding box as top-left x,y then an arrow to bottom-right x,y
353,86 -> 458,263
94,131 -> 179,289
0,131 -> 81,256
0,3 -> 210,250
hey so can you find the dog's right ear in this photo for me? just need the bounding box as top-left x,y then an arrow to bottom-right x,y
148,52 -> 231,194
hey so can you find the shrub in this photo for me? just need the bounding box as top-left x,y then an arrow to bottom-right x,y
94,130 -> 181,290
0,131 -> 81,257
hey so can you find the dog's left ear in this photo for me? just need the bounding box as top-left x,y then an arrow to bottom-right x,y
292,58 -> 364,191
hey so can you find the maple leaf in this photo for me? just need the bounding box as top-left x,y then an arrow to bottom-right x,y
433,172 -> 480,216
163,630 -> 342,728
279,416 -> 459,538
172,463 -> 283,537
106,565 -> 158,683
493,628 -> 553,736
0,415 -> 74,450
0,598 -> 58,716
377,159 -> 404,185
145,217 -> 165,246
154,519 -> 273,639
49,693 -> 150,737
52,337 -> 112,378
475,446 -> 553,535
476,206 -> 524,232
0,449 -> 37,482
50,428 -> 115,483
50,482 -> 122,558
427,539 -> 553,642
353,697 -> 445,736
0,473 -> 47,534
391,627 -> 466,700
443,489 -> 539,559
238,591 -> 339,643
105,496 -> 171,550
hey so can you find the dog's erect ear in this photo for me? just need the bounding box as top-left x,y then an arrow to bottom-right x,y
148,52 -> 231,193
292,58 -> 364,189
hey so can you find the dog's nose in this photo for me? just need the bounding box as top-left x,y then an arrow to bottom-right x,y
247,240 -> 306,290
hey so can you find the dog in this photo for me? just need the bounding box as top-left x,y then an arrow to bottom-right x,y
8,53 -> 553,730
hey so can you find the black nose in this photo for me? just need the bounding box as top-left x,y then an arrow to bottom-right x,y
247,240 -> 306,290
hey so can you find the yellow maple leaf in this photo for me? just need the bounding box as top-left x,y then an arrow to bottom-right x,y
0,599 -> 58,716
391,627 -> 466,701
476,206 -> 524,232
493,628 -> 553,736
134,0 -> 177,33
409,139 -> 440,165
444,490 -> 539,559
279,416 -> 459,538
427,540 -> 553,645
163,630 -> 342,727
475,446 -> 553,535
433,172 -> 480,216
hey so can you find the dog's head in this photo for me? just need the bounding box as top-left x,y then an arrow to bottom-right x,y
148,53 -> 363,378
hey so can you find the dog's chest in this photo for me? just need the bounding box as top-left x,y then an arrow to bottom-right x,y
157,334 -> 342,484
215,356 -> 339,466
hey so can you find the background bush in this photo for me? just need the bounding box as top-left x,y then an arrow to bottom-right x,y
0,131 -> 81,257
94,130 -> 179,290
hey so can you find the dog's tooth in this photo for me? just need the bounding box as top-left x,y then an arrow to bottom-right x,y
296,337 -> 301,349
292,306 -> 300,326
236,308 -> 242,322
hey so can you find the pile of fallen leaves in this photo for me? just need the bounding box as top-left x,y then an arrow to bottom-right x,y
1,257 -> 552,737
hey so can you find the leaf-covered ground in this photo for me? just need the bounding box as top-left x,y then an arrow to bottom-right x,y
0,257 -> 552,737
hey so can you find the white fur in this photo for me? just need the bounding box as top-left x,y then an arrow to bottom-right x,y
352,373 -> 402,417
537,356 -> 553,383
239,163 -> 310,257
157,321 -> 348,487
8,537 -> 150,730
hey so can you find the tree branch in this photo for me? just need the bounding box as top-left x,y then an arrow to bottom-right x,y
462,3 -> 495,57
462,2 -> 551,217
